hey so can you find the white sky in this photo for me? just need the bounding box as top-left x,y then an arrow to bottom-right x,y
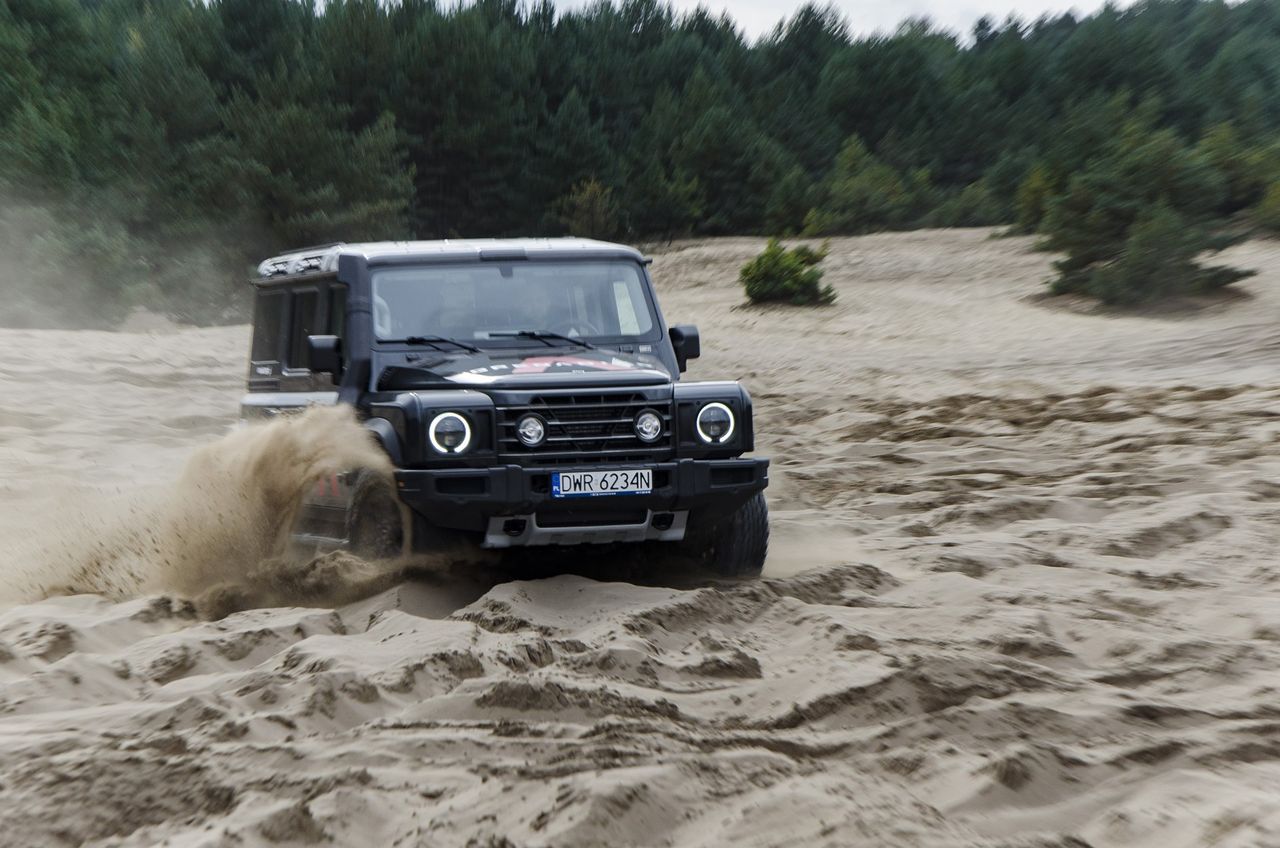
562,1 -> 1140,41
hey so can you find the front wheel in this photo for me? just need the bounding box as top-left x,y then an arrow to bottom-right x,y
675,491 -> 769,578
347,471 -> 408,559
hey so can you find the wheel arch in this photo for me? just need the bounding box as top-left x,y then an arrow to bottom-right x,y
364,417 -> 403,466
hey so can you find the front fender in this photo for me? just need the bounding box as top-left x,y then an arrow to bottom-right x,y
364,417 -> 403,466
368,390 -> 497,466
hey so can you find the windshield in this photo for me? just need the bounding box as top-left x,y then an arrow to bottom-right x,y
371,261 -> 658,345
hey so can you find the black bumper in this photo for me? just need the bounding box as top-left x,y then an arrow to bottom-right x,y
395,457 -> 769,534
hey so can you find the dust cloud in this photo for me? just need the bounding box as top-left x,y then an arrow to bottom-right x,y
1,406 -> 396,614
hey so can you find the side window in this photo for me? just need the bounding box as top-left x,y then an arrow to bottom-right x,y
251,291 -> 286,362
288,289 -> 320,369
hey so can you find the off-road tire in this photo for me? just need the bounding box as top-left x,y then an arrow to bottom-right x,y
347,471 -> 407,559
679,491 -> 769,578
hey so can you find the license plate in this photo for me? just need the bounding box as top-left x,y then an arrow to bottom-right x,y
552,469 -> 652,498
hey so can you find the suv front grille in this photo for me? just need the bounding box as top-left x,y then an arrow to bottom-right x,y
496,392 -> 674,464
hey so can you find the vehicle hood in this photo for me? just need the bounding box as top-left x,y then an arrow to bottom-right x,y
376,348 -> 672,390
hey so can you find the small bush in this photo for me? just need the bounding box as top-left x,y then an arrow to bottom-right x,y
1049,203 -> 1253,305
802,136 -> 930,236
557,178 -> 619,239
788,241 -> 828,267
739,238 -> 835,306
925,179 -> 1003,228
1014,164 -> 1056,233
1256,183 -> 1280,233
763,166 -> 812,235
1040,125 -> 1254,305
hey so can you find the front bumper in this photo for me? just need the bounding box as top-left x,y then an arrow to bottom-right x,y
394,457 -> 769,546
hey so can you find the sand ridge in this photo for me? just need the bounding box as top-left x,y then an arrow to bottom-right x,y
1,229 -> 1280,845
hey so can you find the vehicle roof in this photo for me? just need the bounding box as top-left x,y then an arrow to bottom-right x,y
255,238 -> 646,279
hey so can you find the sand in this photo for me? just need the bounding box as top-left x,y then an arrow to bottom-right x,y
2,228 -> 1280,846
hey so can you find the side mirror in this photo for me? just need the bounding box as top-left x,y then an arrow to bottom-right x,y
307,334 -> 343,376
668,324 -> 701,373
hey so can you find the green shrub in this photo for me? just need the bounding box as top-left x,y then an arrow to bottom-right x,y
1014,164 -> 1057,233
1041,125 -> 1253,305
789,242 -> 829,267
1196,123 -> 1280,215
763,166 -> 813,235
739,238 -> 835,306
802,136 -> 928,236
557,178 -> 620,239
925,179 -> 1003,227
1049,203 -> 1253,305
1256,183 -> 1280,233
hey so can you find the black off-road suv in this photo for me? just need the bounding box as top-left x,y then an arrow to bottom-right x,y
242,239 -> 769,576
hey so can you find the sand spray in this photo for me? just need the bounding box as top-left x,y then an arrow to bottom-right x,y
0,406 -> 415,616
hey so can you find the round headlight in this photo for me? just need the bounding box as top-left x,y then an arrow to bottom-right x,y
634,409 -> 663,443
429,412 -> 472,454
695,402 -> 735,444
516,414 -> 546,447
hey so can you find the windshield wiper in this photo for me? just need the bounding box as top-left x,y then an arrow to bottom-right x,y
387,335 -> 481,353
487,330 -> 597,350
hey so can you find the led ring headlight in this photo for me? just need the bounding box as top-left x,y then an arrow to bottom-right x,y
516,414 -> 546,447
634,409 -> 663,443
428,411 -> 472,454
695,402 -> 735,444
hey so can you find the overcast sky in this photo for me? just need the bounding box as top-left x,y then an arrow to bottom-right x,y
563,1 -> 1139,41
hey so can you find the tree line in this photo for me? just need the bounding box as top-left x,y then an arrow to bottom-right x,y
3,0 -> 1280,325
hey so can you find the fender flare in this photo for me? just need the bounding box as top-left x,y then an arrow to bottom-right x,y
364,417 -> 403,466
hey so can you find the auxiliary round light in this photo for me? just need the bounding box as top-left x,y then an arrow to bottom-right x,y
695,402 -> 735,444
516,414 -> 547,447
429,411 -> 472,454
634,410 -> 664,443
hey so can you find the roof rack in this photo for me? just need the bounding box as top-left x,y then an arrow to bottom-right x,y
258,242 -> 347,278
254,238 -> 646,280
277,241 -> 345,255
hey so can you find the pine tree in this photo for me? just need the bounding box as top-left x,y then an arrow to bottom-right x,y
1042,125 -> 1252,304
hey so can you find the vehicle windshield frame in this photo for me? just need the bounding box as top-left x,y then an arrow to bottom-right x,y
369,259 -> 665,350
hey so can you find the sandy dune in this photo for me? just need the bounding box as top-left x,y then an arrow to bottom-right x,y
3,229 -> 1280,846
